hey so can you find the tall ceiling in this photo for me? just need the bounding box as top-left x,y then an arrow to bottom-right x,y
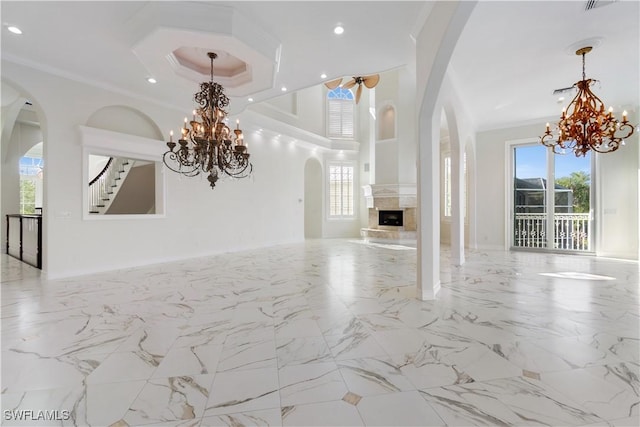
2,1 -> 638,132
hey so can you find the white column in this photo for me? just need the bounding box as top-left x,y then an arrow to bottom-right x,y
451,138 -> 465,266
415,0 -> 476,300
447,109 -> 464,266
417,113 -> 441,300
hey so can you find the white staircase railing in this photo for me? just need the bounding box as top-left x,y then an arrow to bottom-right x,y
88,158 -> 133,214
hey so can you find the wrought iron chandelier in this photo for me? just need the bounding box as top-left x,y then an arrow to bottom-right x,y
540,46 -> 635,157
163,52 -> 252,189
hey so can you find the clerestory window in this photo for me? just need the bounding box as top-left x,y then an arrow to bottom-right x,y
327,87 -> 355,139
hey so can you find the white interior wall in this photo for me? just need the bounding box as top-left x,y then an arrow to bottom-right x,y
88,155 -> 110,181
436,73 -> 477,254
375,69 -> 399,184
596,110 -> 639,259
245,81 -> 368,240
304,157 -> 323,238
247,86 -> 325,136
2,61 -> 311,279
476,117 -> 639,259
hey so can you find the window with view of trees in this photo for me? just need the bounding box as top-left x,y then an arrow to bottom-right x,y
328,163 -> 354,217
19,154 -> 43,214
555,171 -> 590,213
20,179 -> 36,214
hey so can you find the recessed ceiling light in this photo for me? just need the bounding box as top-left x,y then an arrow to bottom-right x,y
146,77 -> 157,84
558,96 -> 565,102
334,25 -> 344,35
248,97 -> 254,102
281,86 -> 287,92
7,26 -> 22,35
320,73 -> 327,79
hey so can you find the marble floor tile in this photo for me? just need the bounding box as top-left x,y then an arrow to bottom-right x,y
281,400 -> 364,426
124,374 -> 213,425
86,351 -> 159,385
200,408 -> 282,427
276,336 -> 333,367
420,382 -> 538,426
204,367 -> 280,416
442,343 -> 523,382
274,317 -> 323,340
2,350 -> 107,393
337,357 -> 416,396
541,365 -> 639,420
216,339 -> 277,373
324,331 -> 388,361
2,240 -> 638,427
371,328 -> 429,358
490,340 -> 576,372
357,391 -> 445,426
152,344 -> 223,378
448,376 -> 606,426
279,362 -> 348,406
530,336 -> 625,369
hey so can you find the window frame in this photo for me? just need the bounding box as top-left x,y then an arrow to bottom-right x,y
326,87 -> 356,140
327,161 -> 356,219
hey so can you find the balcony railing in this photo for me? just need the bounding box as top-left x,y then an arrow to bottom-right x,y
514,213 -> 590,251
6,214 -> 42,269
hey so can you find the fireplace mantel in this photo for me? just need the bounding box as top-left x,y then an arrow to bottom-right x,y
362,184 -> 417,209
361,184 -> 417,241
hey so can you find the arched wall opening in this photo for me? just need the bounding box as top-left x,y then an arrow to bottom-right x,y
439,111 -> 451,245
415,0 -> 477,300
82,105 -> 166,217
464,139 -> 476,248
377,103 -> 396,141
86,105 -> 163,140
1,79 -> 48,269
442,103 -> 465,266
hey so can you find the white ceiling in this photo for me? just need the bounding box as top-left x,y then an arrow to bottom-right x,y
1,1 -> 638,132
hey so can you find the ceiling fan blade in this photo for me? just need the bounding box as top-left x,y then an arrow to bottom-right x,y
324,78 -> 343,90
363,74 -> 380,89
552,85 -> 575,95
355,84 -> 363,104
342,79 -> 357,89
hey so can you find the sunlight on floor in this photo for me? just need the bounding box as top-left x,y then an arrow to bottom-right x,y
539,272 -> 616,281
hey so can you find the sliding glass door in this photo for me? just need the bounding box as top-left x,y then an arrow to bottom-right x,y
512,144 -> 592,252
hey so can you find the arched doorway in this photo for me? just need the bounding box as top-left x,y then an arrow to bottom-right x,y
1,80 -> 46,269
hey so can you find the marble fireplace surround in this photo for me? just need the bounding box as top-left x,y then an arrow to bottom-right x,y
361,184 -> 417,241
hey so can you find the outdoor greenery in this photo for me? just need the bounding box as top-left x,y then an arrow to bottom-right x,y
20,179 -> 36,214
556,171 -> 590,213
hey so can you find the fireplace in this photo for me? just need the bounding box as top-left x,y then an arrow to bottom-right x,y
360,184 -> 417,241
379,210 -> 403,226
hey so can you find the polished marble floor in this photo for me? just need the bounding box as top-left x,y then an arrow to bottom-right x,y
1,239 -> 638,426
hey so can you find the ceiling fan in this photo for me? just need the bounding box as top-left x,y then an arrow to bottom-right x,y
324,74 -> 380,104
552,85 -> 576,95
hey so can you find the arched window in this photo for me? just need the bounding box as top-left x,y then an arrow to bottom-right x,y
327,87 -> 354,139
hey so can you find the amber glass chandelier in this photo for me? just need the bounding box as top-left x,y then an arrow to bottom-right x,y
163,52 -> 252,189
540,46 -> 635,157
